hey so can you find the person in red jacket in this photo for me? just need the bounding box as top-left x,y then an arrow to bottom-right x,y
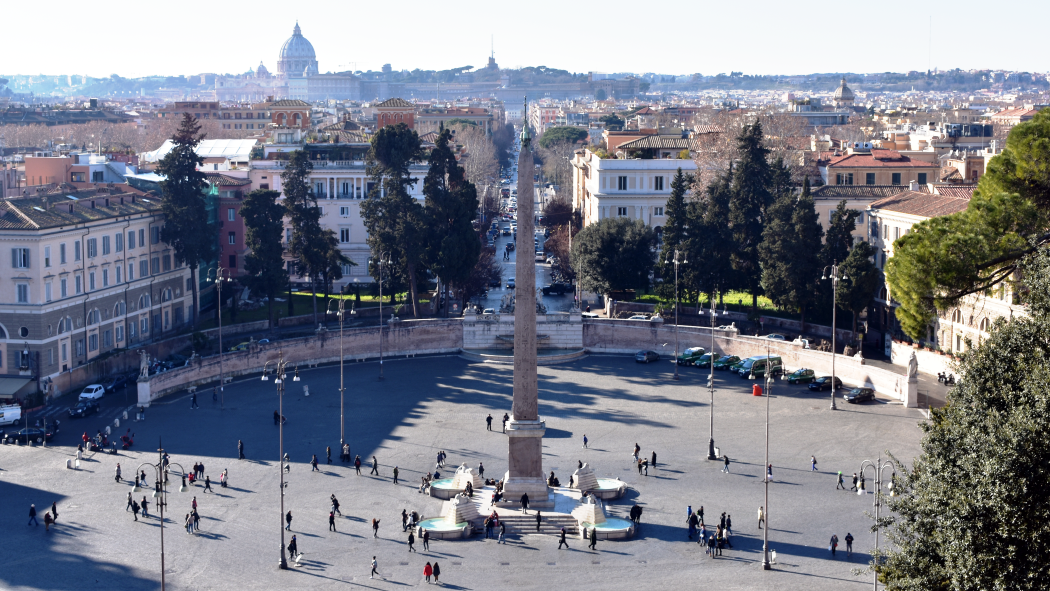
424,562 -> 433,583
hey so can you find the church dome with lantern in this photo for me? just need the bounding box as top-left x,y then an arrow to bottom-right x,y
277,23 -> 318,78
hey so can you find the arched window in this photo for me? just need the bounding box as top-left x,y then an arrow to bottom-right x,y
292,113 -> 302,126
114,301 -> 126,317
88,309 -> 101,325
951,309 -> 962,324
276,113 -> 286,126
139,294 -> 151,309
163,288 -> 173,302
979,317 -> 990,332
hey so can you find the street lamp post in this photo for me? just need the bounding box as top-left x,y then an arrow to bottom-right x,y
665,249 -> 687,380
706,299 -> 722,461
751,340 -> 774,570
375,251 -> 392,381
822,263 -> 848,410
860,456 -> 895,591
135,438 -> 186,591
262,357 -> 299,570
207,266 -> 233,409
326,297 -> 355,451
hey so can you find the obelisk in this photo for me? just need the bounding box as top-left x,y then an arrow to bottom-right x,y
503,97 -> 551,507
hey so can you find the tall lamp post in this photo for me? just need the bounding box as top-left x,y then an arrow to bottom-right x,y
822,263 -> 847,410
860,456 -> 896,591
375,251 -> 392,381
326,297 -> 355,450
134,438 -> 187,591
706,299 -> 724,460
262,357 -> 299,570
207,266 -> 233,409
750,339 -> 774,570
666,249 -> 687,380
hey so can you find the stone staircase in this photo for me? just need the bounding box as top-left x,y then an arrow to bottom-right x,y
485,512 -> 579,536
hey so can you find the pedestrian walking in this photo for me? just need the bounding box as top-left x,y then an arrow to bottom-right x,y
830,534 -> 839,557
190,392 -> 198,409
642,459 -> 648,476
767,463 -> 773,481
687,512 -> 699,539
588,526 -> 597,550
422,528 -> 430,551
432,562 -> 440,583
498,522 -> 506,544
722,455 -> 730,473
836,471 -> 845,490
633,443 -> 640,462
720,512 -> 726,532
131,500 -> 140,521
192,509 -> 200,531
288,535 -> 298,559
326,446 -> 332,465
583,434 -> 588,448
286,510 -> 293,531
408,531 -> 416,552
311,454 -> 319,472
845,532 -> 854,557
141,497 -> 150,518
520,493 -> 530,514
402,509 -> 409,531
757,506 -> 765,529
651,450 -> 657,469
192,496 -> 198,511
697,506 -> 704,526
220,469 -> 228,488
355,455 -> 362,475
370,455 -> 379,475
478,462 -> 484,478
424,561 -> 432,582
370,556 -> 379,579
707,534 -> 717,557
329,511 -> 337,532
486,414 -> 493,430
372,518 -> 381,538
185,513 -> 194,535
238,440 -> 244,460
502,413 -> 509,432
203,476 -> 213,492
28,504 -> 38,526
637,459 -> 644,475
811,455 -> 818,471
558,526 -> 569,549
126,492 -> 134,512
44,511 -> 53,532
850,472 -> 858,491
726,515 -> 733,536
331,494 -> 341,516
393,466 -> 399,485
115,463 -> 122,483
536,510 -> 542,532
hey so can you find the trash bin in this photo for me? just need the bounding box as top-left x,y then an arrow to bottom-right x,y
752,384 -> 763,397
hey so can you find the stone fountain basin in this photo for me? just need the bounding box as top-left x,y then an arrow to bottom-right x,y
428,478 -> 465,500
416,517 -> 472,539
589,478 -> 628,500
578,517 -> 635,540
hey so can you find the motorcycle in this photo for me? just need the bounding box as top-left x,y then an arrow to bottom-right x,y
945,374 -> 955,385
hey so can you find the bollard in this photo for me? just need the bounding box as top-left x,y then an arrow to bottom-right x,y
66,458 -> 73,470
75,458 -> 81,470
105,426 -> 111,436
303,385 -> 310,397
76,449 -> 83,460
114,418 -> 120,428
123,411 -> 128,420
714,447 -> 720,458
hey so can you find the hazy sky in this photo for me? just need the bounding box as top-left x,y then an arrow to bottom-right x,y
3,0 -> 1048,79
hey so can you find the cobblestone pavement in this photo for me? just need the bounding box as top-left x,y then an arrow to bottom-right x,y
2,354 -> 925,590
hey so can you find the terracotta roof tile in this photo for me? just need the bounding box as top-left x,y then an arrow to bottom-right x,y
812,185 -> 911,200
869,190 -> 970,218
204,173 -> 251,187
826,149 -> 939,169
375,98 -> 413,108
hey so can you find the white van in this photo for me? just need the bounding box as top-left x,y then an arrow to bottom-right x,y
0,404 -> 22,426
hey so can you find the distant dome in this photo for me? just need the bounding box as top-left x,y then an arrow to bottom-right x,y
256,62 -> 270,78
277,22 -> 318,78
834,78 -> 855,102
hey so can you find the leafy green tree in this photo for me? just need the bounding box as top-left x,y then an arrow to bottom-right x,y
571,217 -> 655,295
687,172 -> 735,307
836,240 -> 882,340
423,126 -> 481,317
362,123 -> 426,316
657,168 -> 692,299
538,126 -> 588,149
599,113 -> 623,130
878,247 -> 1050,591
822,200 -> 861,267
240,189 -> 289,328
157,114 -> 218,328
759,177 -> 824,328
281,150 -> 326,324
728,122 -> 773,310
318,229 -> 351,312
886,110 -> 1050,339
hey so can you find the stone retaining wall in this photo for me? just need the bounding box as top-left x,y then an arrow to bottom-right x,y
891,340 -> 955,377
463,312 -> 583,350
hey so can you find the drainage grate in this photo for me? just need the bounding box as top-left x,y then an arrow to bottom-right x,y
499,562 -> 510,566
592,561 -> 600,565
547,562 -> 556,566
399,562 -> 409,566
452,562 -> 462,566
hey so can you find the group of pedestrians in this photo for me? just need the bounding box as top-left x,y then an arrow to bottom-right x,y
27,502 -> 59,532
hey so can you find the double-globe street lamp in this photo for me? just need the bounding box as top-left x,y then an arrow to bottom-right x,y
665,249 -> 687,381
859,456 -> 896,591
134,438 -> 187,591
262,357 -> 299,569
749,339 -> 776,571
207,266 -> 233,409
706,299 -> 726,461
822,263 -> 848,410
325,297 -> 356,453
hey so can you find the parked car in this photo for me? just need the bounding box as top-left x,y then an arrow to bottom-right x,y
506,278 -> 516,289
541,283 -> 572,296
736,355 -> 784,379
482,308 -> 495,315
78,384 -> 105,401
844,387 -> 876,404
6,426 -> 55,444
808,376 -> 843,391
634,350 -> 660,363
488,277 -> 502,288
693,352 -> 721,369
101,373 -> 131,393
764,334 -> 788,341
69,399 -> 100,419
676,347 -> 707,365
627,315 -> 650,321
785,368 -> 816,384
713,355 -> 740,370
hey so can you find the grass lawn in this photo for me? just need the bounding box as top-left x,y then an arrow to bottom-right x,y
634,291 -> 778,312
196,291 -> 425,331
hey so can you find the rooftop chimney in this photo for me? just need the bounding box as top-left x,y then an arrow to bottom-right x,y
909,180 -> 920,191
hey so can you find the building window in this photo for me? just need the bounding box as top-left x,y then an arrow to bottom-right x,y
891,173 -> 901,185
76,340 -> 85,357
75,240 -> 81,261
44,246 -> 51,267
16,284 -> 28,303
140,317 -> 149,335
229,254 -> 237,268
140,260 -> 149,278
128,231 -> 136,250
340,206 -> 349,217
76,275 -> 82,294
116,325 -> 124,342
116,265 -> 122,283
151,257 -> 160,275
115,233 -> 123,252
151,227 -> 160,245
917,173 -> 927,185
617,176 -> 627,191
228,208 -> 236,221
61,278 -> 67,298
286,229 -> 292,243
102,235 -> 110,255
62,343 -> 67,362
654,207 -> 664,216
340,228 -> 350,243
12,248 -> 30,268
866,173 -> 876,185
138,229 -> 145,247
617,207 -> 627,217
89,272 -> 95,291
60,243 -> 66,264
654,176 -> 664,191
89,334 -> 98,352
128,263 -> 135,281
162,255 -> 171,272
228,232 -> 236,245
102,269 -> 109,287
87,238 -> 97,258
45,282 -> 52,302
836,173 -> 854,185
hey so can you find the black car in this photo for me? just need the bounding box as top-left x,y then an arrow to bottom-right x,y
542,283 -> 572,296
488,277 -> 502,288
101,373 -> 131,393
5,427 -> 55,444
808,376 -> 843,391
843,387 -> 876,404
69,399 -> 100,419
634,350 -> 660,363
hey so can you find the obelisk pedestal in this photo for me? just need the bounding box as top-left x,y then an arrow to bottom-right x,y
501,99 -> 553,509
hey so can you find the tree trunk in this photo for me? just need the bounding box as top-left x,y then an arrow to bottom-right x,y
311,277 -> 318,326
322,275 -> 330,326
851,310 -> 858,347
444,282 -> 451,319
287,280 -> 294,318
800,306 -> 806,335
752,290 -> 758,313
407,262 -> 420,318
191,264 -> 199,328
